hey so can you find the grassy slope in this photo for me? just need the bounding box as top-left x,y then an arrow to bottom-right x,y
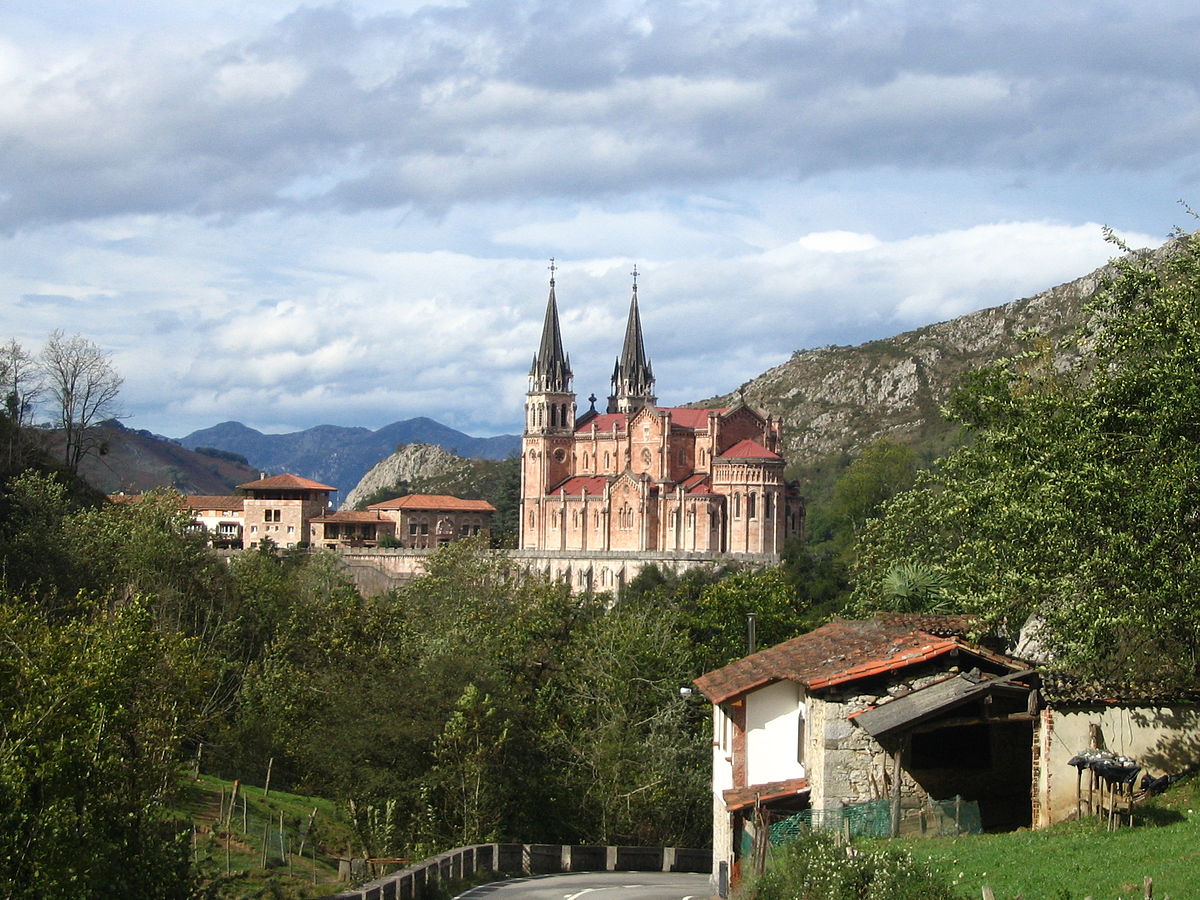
892,777 -> 1200,899
177,774 -> 359,899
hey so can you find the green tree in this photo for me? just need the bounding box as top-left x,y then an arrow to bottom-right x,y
854,230 -> 1200,682
0,596 -> 206,899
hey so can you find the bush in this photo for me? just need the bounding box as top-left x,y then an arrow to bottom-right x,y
740,832 -> 967,900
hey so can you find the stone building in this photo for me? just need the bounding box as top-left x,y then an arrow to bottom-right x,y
695,616 -> 1033,894
520,269 -> 802,560
239,473 -> 335,549
367,493 -> 495,549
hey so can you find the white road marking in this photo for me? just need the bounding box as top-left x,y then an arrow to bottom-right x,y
564,889 -> 599,900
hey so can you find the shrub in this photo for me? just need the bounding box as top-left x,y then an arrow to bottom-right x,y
740,831 -> 967,900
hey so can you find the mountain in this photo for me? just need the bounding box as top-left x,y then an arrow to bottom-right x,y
66,421 -> 261,495
178,417 -> 521,500
699,247 -> 1142,475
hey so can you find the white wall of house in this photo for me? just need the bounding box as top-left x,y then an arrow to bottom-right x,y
745,680 -> 806,787
710,703 -> 735,892
1036,704 -> 1200,826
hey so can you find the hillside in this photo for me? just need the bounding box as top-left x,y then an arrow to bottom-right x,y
178,417 -> 521,498
60,420 -> 261,495
700,249 -> 1139,473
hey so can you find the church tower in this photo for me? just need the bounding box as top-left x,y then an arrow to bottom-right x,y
521,261 -> 577,548
607,266 -> 656,415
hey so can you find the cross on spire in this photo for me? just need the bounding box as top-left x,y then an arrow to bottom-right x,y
548,257 -> 556,286
631,263 -> 639,293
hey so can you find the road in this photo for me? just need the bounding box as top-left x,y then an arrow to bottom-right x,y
452,871 -> 712,900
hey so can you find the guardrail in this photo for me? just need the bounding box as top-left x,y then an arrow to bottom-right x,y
325,843 -> 711,900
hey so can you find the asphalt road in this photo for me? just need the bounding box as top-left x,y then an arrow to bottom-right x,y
452,871 -> 713,900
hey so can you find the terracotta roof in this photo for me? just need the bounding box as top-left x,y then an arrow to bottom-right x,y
716,439 -> 781,461
694,618 -> 1023,705
551,475 -> 609,496
666,407 -> 725,430
181,495 -> 244,511
368,494 -> 495,512
311,510 -> 390,523
1040,674 -> 1200,705
238,473 -> 336,492
576,413 -> 627,433
722,777 -> 809,812
876,613 -> 977,637
680,472 -> 713,494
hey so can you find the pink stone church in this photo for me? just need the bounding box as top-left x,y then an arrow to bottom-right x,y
520,269 -> 803,557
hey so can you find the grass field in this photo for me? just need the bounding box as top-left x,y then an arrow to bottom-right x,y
893,776 -> 1200,899
177,773 -> 361,899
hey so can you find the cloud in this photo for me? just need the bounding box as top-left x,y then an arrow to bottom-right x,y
1,2 -> 1198,228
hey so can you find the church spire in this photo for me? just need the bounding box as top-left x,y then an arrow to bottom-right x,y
608,264 -> 656,414
529,258 -> 572,394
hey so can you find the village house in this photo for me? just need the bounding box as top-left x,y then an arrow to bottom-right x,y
366,493 -> 495,549
239,473 -> 335,549
180,494 -> 244,547
695,615 -> 1200,896
520,267 -> 803,561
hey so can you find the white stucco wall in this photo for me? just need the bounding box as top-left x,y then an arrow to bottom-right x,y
1037,703 -> 1200,826
745,680 -> 806,787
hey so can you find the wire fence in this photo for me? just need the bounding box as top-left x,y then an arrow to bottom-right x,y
769,796 -> 982,843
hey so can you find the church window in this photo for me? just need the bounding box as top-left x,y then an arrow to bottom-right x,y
643,424 -> 650,440
583,454 -> 589,471
765,493 -> 773,518
561,403 -> 567,425
641,448 -> 652,466
733,493 -> 741,518
604,452 -> 611,469
748,492 -> 757,520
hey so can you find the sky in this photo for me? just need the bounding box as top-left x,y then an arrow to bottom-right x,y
0,1 -> 1194,439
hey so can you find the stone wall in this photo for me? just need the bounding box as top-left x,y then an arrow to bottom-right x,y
333,547 -> 780,595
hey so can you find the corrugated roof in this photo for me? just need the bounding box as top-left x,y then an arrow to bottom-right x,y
238,474 -> 336,492
694,618 -> 1022,705
1040,674 -> 1200,705
368,494 -> 496,512
716,439 -> 781,461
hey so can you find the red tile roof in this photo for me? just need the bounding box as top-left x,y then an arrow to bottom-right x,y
716,439 -> 781,460
181,495 -> 244,511
368,493 -> 496,512
666,407 -> 726,429
694,618 -> 1021,705
576,413 -> 627,433
238,473 -> 336,492
680,473 -> 714,494
722,777 -> 810,812
551,475 -> 609,496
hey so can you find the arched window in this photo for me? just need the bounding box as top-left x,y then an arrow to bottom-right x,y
733,493 -> 741,518
765,493 -> 773,518
748,492 -> 757,520
604,452 -> 611,469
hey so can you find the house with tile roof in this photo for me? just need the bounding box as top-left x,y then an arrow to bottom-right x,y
519,267 -> 803,583
694,615 -> 1035,893
180,494 -> 244,547
239,473 -> 336,549
365,493 -> 495,549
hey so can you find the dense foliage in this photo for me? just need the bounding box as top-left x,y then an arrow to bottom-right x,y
853,230 -> 1200,682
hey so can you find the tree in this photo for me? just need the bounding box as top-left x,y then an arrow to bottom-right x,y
853,230 -> 1200,683
0,339 -> 41,470
40,330 -> 123,473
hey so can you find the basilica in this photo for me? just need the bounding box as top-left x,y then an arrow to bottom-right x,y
520,269 -> 803,558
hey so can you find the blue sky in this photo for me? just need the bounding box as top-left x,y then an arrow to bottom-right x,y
0,0 -> 1191,438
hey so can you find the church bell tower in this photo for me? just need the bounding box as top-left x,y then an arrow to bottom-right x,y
521,261 -> 577,547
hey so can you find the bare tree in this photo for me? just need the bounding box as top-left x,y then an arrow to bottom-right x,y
0,339 -> 43,469
40,331 -> 123,473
